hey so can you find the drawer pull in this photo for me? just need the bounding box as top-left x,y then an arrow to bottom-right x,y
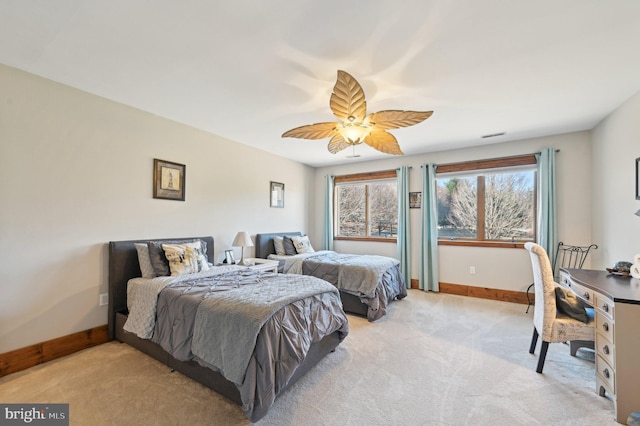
602,303 -> 609,312
603,323 -> 609,332
603,345 -> 610,355
583,292 -> 590,300
603,368 -> 610,379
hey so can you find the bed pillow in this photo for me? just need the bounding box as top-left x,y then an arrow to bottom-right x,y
282,236 -> 297,256
134,243 -> 156,279
162,242 -> 210,276
555,286 -> 589,323
291,235 -> 315,254
148,239 -> 207,276
273,236 -> 286,256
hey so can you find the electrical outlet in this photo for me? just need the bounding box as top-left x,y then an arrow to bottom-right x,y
469,266 -> 476,275
99,293 -> 108,306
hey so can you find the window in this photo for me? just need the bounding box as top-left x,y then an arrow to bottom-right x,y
436,155 -> 537,247
334,170 -> 397,242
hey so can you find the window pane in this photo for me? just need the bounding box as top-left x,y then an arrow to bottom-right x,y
336,184 -> 366,236
369,182 -> 397,238
484,171 -> 535,240
437,177 -> 477,239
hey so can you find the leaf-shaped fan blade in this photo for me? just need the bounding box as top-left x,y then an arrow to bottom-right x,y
327,134 -> 351,154
330,70 -> 367,123
367,110 -> 433,130
364,131 -> 404,155
281,122 -> 338,140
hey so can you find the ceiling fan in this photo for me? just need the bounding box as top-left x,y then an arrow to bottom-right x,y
282,70 -> 433,156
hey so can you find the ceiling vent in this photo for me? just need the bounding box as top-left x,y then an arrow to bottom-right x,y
481,132 -> 506,139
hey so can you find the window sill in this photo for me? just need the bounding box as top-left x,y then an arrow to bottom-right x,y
438,240 -> 528,249
334,237 -> 398,243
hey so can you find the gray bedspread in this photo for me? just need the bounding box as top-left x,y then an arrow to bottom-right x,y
148,268 -> 349,422
301,252 -> 407,321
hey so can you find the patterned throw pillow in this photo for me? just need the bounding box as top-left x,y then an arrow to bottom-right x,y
148,239 -> 207,276
162,242 -> 210,276
555,286 -> 589,323
282,236 -> 298,256
134,243 -> 156,279
273,236 -> 285,256
291,235 -> 315,254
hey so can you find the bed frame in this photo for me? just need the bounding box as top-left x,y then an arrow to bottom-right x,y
108,236 -> 342,407
254,232 -> 369,317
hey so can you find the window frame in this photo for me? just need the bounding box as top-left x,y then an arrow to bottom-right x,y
436,154 -> 537,249
333,170 -> 398,243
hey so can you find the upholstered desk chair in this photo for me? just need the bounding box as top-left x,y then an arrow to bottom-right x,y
524,242 -> 595,373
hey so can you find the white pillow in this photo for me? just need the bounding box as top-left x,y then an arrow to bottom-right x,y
291,235 -> 315,254
135,243 -> 156,279
273,236 -> 286,256
162,242 -> 210,276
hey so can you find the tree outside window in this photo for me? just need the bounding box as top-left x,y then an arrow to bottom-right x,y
436,155 -> 537,246
334,171 -> 398,241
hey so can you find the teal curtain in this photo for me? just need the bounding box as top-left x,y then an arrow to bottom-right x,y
420,164 -> 439,291
396,166 -> 411,288
323,174 -> 335,251
536,149 -> 557,263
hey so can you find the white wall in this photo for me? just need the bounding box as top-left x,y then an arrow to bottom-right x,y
591,90 -> 640,268
312,131 -> 593,292
0,65 -> 313,353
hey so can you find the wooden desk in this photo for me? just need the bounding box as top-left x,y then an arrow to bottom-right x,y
560,268 -> 640,424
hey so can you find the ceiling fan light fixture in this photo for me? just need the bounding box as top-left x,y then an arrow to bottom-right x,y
337,122 -> 372,145
282,70 -> 433,156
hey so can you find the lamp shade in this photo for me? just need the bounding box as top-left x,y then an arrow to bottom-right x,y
232,231 -> 254,247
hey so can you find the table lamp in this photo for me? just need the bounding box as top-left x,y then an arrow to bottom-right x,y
232,231 -> 254,266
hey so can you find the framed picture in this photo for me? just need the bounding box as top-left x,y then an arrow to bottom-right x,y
409,192 -> 422,208
636,157 -> 640,200
224,249 -> 235,265
270,181 -> 284,208
153,159 -> 185,201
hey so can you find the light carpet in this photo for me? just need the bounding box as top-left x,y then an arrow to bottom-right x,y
0,290 -> 616,425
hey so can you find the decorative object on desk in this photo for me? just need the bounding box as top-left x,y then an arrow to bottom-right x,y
232,231 -> 254,265
606,260 -> 632,276
630,254 -> 640,279
224,249 -> 235,265
270,181 -> 284,208
409,192 -> 422,208
153,159 -> 185,201
281,70 -> 433,156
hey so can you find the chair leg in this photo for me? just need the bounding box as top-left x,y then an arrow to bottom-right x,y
529,327 -> 538,354
536,341 -> 549,373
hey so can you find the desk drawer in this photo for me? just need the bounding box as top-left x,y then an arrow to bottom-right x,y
566,280 -> 594,306
596,355 -> 615,391
594,294 -> 614,320
596,335 -> 615,368
559,270 -> 571,287
595,311 -> 614,342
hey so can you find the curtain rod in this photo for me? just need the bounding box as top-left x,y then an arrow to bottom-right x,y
419,149 -> 561,168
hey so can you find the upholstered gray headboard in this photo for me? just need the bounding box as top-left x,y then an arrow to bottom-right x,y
254,232 -> 302,258
107,236 -> 214,339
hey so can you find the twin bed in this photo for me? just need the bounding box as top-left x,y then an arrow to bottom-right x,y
255,232 -> 407,322
108,236 -> 349,422
108,233 -> 406,421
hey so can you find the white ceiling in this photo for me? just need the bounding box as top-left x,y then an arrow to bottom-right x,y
2,1 -> 640,167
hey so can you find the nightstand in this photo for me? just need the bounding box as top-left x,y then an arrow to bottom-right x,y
243,258 -> 279,273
